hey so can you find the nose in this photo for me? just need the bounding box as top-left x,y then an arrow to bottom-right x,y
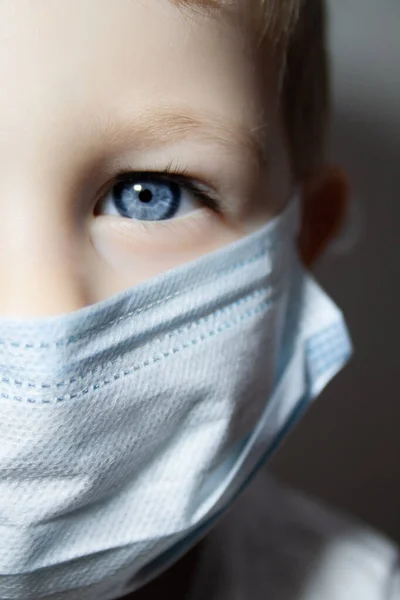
0,199 -> 90,318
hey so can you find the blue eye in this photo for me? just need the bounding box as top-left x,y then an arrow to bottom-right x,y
106,174 -> 180,221
95,171 -> 220,222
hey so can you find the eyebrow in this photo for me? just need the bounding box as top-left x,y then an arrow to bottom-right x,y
91,105 -> 269,170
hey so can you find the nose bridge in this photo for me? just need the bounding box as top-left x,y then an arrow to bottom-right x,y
0,194 -> 90,318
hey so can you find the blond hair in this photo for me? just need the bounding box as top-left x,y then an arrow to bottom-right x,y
171,0 -> 329,182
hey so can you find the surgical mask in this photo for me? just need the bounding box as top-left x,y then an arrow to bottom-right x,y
0,195 -> 351,600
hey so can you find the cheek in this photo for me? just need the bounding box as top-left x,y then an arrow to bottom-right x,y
239,150 -> 293,235
87,208 -> 245,300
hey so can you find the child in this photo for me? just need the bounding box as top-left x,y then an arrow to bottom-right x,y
0,1 -> 398,599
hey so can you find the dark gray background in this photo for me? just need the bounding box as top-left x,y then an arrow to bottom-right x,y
271,0 -> 400,544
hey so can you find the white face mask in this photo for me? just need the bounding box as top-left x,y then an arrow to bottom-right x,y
0,195 -> 351,600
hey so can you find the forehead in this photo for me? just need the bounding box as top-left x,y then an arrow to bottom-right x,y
170,0 -> 300,46
0,0 -> 274,175
0,0 -> 261,96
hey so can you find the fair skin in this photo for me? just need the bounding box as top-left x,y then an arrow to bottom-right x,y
0,0 -> 348,597
0,0 -> 346,318
0,0 -> 294,318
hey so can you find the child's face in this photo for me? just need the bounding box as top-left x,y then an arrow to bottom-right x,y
0,0 -> 292,317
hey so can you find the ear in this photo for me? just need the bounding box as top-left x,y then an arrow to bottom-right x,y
298,165 -> 350,267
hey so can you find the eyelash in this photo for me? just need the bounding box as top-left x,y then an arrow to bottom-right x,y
110,160 -> 222,214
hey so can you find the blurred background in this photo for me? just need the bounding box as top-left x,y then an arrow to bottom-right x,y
270,0 -> 400,544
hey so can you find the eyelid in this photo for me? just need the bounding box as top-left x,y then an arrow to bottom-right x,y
112,166 -> 222,213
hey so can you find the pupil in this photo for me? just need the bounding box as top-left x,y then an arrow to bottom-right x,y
138,188 -> 152,203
